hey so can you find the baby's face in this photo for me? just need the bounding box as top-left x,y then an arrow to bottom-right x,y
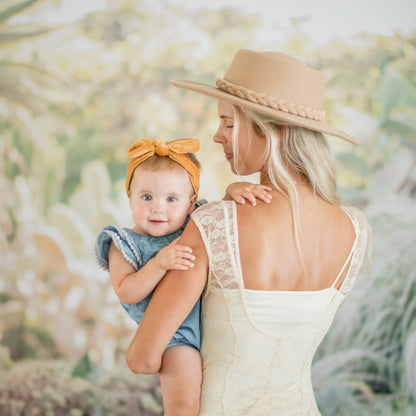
128,165 -> 195,236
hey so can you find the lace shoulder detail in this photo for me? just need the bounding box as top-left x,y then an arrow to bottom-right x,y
339,206 -> 369,295
192,201 -> 240,290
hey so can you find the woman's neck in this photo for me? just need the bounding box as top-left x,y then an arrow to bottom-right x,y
260,168 -> 307,190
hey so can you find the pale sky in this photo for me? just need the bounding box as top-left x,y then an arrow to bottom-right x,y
171,0 -> 416,42
34,0 -> 416,44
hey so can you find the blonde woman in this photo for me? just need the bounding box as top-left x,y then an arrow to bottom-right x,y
126,50 -> 369,415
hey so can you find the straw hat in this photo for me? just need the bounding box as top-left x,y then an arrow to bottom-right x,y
171,49 -> 359,145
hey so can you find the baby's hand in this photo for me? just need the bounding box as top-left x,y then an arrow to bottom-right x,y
154,238 -> 195,271
226,182 -> 272,206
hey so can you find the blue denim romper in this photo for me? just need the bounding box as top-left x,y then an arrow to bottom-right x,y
95,210 -> 202,350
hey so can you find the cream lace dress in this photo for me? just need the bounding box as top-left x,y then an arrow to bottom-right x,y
191,200 -> 368,416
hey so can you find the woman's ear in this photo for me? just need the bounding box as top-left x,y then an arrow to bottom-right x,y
252,120 -> 265,138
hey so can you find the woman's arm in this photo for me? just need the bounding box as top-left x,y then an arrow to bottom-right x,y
125,218 -> 208,374
109,239 -> 195,305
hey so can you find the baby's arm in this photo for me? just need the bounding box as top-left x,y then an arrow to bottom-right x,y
109,239 -> 195,305
225,182 -> 272,206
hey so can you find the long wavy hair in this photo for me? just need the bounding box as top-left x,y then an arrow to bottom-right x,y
231,104 -> 340,282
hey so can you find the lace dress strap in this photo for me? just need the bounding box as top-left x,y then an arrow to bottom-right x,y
191,200 -> 240,291
330,228 -> 357,289
337,206 -> 369,295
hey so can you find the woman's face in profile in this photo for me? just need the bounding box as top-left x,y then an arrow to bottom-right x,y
213,100 -> 267,175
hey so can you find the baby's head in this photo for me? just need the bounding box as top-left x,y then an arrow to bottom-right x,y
126,138 -> 200,237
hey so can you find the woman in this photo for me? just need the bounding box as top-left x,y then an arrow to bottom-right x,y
125,49 -> 369,415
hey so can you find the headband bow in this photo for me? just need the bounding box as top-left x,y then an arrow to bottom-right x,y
126,138 -> 200,197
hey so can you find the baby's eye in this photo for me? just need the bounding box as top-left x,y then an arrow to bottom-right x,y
141,194 -> 152,201
167,196 -> 177,203
226,124 -> 234,129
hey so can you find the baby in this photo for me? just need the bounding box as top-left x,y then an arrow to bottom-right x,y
95,138 -> 271,415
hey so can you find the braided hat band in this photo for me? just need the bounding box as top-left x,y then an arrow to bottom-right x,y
216,78 -> 326,121
126,138 -> 200,197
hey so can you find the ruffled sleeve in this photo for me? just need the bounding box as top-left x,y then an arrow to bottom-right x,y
95,226 -> 143,271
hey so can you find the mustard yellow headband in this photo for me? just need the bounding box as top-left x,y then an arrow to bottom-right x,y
126,138 -> 200,197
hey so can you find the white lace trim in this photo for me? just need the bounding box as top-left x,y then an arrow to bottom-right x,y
339,206 -> 368,295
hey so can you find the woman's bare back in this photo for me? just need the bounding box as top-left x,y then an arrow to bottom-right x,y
236,186 -> 356,292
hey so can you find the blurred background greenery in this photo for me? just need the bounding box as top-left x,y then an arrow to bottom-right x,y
0,0 -> 415,414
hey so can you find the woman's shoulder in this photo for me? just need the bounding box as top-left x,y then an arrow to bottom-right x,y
340,204 -> 365,217
340,204 -> 369,234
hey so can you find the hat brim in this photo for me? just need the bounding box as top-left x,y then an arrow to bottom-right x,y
171,79 -> 360,146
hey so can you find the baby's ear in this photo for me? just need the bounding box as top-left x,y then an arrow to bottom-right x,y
188,194 -> 197,213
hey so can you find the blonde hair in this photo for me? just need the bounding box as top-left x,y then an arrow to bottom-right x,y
231,104 -> 340,283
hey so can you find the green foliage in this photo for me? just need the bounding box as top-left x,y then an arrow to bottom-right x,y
71,353 -> 94,379
0,0 -> 40,24
0,360 -> 163,415
19,320 -> 60,360
71,353 -> 105,385
0,293 -> 14,303
0,0 -> 55,110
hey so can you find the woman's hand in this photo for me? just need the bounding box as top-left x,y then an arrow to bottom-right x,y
225,182 -> 272,206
